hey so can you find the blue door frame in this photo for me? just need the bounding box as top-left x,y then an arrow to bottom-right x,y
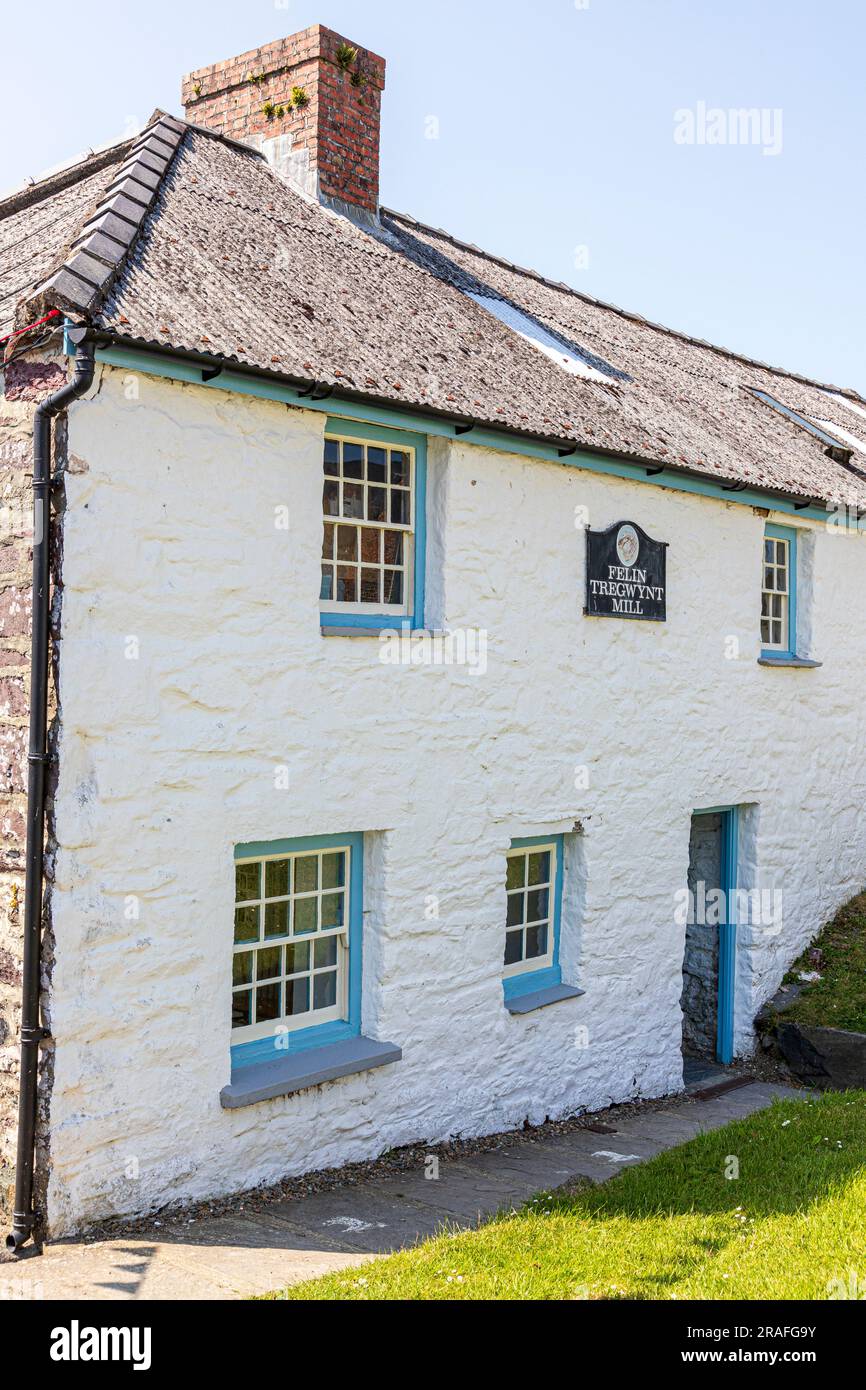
694,804 -> 739,1065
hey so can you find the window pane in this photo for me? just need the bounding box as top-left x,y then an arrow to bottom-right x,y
314,971 -> 338,1010
286,977 -> 310,1015
343,483 -> 364,518
233,952 -> 253,986
776,541 -> 786,564
322,522 -> 335,559
322,852 -> 346,889
315,936 -> 338,969
361,529 -> 380,564
235,862 -> 260,902
390,451 -> 409,485
324,439 -> 340,474
321,892 -> 345,928
360,569 -> 380,604
383,570 -> 403,605
264,902 -> 288,938
367,447 -> 387,482
390,490 -> 410,525
265,860 -> 289,898
294,897 -> 318,935
294,856 -> 318,893
506,855 -> 526,891
367,488 -> 387,522
234,905 -> 259,943
232,990 -> 252,1028
323,480 -> 339,516
383,531 -> 403,566
343,442 -> 364,477
764,567 -> 774,590
286,941 -> 310,975
504,931 -> 523,966
760,619 -> 771,644
525,924 -> 549,960
526,888 -> 549,923
256,983 -> 281,1022
257,946 -> 282,980
527,852 -> 550,886
506,893 -> 524,928
764,538 -> 774,563
776,567 -> 787,594
336,566 -> 357,602
320,565 -> 334,601
336,525 -> 358,562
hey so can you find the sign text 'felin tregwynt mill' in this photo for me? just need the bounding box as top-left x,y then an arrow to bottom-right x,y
585,521 -> 668,621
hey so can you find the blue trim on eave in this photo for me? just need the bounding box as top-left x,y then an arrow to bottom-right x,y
503,833 -> 566,1003
231,831 -> 364,1070
90,344 -> 834,523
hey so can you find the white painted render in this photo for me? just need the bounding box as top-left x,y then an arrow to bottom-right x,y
45,365 -> 866,1234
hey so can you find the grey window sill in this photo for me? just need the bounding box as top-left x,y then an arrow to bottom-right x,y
506,983 -> 585,1015
758,655 -> 822,668
220,1036 -> 402,1109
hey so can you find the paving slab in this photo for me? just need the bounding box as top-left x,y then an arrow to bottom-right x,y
16,1078 -> 803,1300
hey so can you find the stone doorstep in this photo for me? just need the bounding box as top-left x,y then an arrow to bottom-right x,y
28,1080 -> 805,1300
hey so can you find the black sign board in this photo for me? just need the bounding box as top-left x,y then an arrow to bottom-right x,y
584,520 -> 668,621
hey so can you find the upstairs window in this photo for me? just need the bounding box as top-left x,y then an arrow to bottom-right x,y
320,420 -> 427,630
760,524 -> 796,656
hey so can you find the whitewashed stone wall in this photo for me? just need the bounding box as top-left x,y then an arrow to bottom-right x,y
44,365 -> 866,1234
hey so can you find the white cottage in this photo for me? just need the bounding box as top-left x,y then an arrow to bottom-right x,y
1,24 -> 865,1246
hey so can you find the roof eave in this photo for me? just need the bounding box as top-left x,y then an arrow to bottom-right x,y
86,328 -> 837,516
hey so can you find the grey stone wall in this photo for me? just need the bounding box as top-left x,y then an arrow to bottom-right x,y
681,812 -> 722,1056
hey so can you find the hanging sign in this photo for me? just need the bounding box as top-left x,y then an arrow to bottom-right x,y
585,520 -> 668,621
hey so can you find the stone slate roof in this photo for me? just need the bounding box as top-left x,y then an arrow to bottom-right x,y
3,112 -> 866,509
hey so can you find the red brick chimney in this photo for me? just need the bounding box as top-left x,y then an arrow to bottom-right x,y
181,25 -> 386,218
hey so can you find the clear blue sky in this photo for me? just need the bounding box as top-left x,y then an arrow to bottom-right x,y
4,0 -> 864,387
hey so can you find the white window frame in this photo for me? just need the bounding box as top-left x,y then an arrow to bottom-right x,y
320,431 -> 415,619
760,535 -> 790,652
503,841 -> 557,980
231,846 -> 352,1043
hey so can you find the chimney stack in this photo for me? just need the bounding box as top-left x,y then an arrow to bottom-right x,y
181,24 -> 386,220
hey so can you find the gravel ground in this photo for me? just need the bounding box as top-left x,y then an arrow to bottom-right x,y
77,1054 -> 801,1245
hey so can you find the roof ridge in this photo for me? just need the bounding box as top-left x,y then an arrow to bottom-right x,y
18,114 -> 188,330
382,207 -> 864,403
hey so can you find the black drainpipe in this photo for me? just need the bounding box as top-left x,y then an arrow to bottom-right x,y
7,328 -> 95,1252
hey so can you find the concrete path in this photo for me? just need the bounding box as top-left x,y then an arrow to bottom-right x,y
10,1075 -> 799,1300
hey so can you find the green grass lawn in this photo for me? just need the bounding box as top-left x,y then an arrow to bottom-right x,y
268,1092 -> 866,1300
782,893 -> 866,1033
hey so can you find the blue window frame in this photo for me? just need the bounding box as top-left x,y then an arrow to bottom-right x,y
760,523 -> 798,658
231,832 -> 363,1071
502,834 -> 565,1005
320,418 -> 427,631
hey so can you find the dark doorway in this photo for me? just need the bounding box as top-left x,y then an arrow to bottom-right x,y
681,811 -> 722,1060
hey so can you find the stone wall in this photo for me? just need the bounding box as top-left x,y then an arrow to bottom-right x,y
681,812 -> 722,1056
43,365 -> 866,1235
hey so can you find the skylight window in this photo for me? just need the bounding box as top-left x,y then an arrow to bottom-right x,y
748,388 -> 852,462
466,292 -> 625,384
